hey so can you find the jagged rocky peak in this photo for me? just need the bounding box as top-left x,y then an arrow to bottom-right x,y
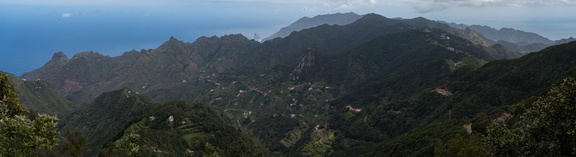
119,49 -> 142,58
140,49 -> 151,53
351,13 -> 393,26
52,51 -> 68,60
253,33 -> 261,41
196,34 -> 249,43
192,36 -> 220,48
128,49 -> 140,54
155,36 -> 187,52
126,49 -> 153,54
196,35 -> 219,41
192,34 -> 252,48
221,33 -> 248,39
162,36 -> 186,45
219,34 -> 254,45
43,52 -> 70,65
71,51 -> 105,59
555,37 -> 576,45
50,52 -> 69,63
168,36 -> 179,42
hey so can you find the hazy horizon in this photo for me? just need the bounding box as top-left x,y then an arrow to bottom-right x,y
1,0 -> 575,76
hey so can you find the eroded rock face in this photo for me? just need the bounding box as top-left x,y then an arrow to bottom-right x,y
21,35 -> 262,104
289,49 -> 316,81
62,79 -> 81,95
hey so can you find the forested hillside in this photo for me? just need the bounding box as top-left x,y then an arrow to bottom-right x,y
4,12 -> 575,156
60,88 -> 268,156
329,41 -> 576,156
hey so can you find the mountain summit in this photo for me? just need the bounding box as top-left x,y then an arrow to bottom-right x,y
17,12 -> 574,156
262,12 -> 363,41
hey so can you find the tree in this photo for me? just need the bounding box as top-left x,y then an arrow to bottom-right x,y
434,134 -> 488,157
108,133 -> 142,157
0,74 -> 60,156
486,77 -> 576,156
63,130 -> 86,157
0,74 -> 26,117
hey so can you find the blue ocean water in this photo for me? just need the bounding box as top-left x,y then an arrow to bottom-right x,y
0,4 -> 295,76
5,4 -> 572,77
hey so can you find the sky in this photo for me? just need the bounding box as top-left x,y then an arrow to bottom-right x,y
1,0 -> 575,76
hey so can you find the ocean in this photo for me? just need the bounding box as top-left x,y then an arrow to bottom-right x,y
0,4 -> 292,76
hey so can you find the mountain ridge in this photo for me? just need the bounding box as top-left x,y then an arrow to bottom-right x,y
15,12 -> 571,156
60,87 -> 269,155
329,40 -> 576,156
443,21 -> 576,53
1,71 -> 78,116
262,12 -> 363,41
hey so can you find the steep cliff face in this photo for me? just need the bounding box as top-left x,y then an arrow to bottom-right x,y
468,25 -> 554,44
443,22 -> 576,53
21,13 -> 521,108
289,49 -> 317,81
22,51 -> 115,97
1,71 -> 78,116
22,35 -> 260,104
14,12 -> 576,156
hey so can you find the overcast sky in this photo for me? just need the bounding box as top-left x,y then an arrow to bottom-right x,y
1,0 -> 575,75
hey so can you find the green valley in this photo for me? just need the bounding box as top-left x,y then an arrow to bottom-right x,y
2,12 -> 575,156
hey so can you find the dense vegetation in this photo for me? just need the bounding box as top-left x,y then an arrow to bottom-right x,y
61,88 -> 268,156
327,41 -> 576,156
4,12 -> 576,156
486,77 -> 576,156
0,71 -> 78,117
0,74 -> 59,156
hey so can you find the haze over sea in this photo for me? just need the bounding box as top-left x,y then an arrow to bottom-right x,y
1,0 -> 575,76
1,4 -> 294,76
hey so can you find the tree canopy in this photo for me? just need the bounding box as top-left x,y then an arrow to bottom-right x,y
486,77 -> 576,156
0,74 -> 59,156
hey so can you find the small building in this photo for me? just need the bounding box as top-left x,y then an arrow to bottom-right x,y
346,106 -> 362,112
435,88 -> 452,96
463,123 -> 472,134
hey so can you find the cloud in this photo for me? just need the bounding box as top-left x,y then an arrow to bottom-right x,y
208,0 -> 381,11
0,0 -> 192,6
206,0 -> 317,3
8,0 -> 573,15
61,12 -> 73,18
1,0 -> 378,12
404,0 -> 576,13
297,0 -> 382,13
336,0 -> 378,10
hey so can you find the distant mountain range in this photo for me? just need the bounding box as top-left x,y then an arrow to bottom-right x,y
263,12 -> 574,54
21,14 -> 520,106
444,22 -> 576,53
262,12 -> 363,41
0,71 -> 78,117
445,23 -> 554,44
4,12 -> 576,156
